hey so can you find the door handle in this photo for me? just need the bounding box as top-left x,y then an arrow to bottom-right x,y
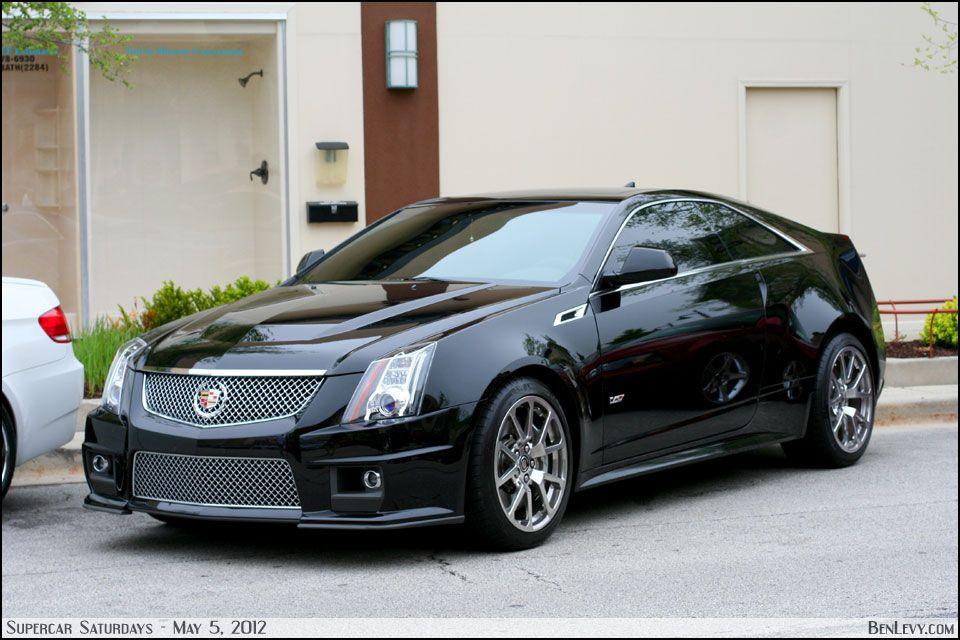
249,160 -> 268,185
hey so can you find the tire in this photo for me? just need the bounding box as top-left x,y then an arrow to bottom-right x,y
2,404 -> 16,500
782,333 -> 876,468
465,378 -> 573,550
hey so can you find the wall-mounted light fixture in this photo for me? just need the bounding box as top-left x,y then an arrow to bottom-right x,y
315,141 -> 349,186
385,19 -> 418,89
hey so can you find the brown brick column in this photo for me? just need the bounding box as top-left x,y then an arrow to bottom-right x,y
361,2 -> 440,224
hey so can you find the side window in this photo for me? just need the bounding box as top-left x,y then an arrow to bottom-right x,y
606,201 -> 729,274
702,203 -> 800,260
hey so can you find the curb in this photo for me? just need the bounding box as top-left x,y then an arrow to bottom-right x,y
874,384 -> 958,426
12,386 -> 958,488
885,357 -> 957,388
10,433 -> 85,487
76,398 -> 100,432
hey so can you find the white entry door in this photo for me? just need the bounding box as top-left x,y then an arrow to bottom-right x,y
745,87 -> 839,232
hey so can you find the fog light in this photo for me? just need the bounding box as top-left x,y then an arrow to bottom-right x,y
362,469 -> 382,490
92,455 -> 110,474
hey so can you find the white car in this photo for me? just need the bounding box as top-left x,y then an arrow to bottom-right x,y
2,277 -> 84,498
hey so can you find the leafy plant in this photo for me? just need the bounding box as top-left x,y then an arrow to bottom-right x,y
909,2 -> 958,74
76,276 -> 273,396
72,319 -> 142,397
119,276 -> 273,332
136,281 -> 208,330
208,276 -> 272,307
2,1 -> 136,84
920,296 -> 958,348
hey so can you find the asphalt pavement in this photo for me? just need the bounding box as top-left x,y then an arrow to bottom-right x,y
2,422 -> 957,619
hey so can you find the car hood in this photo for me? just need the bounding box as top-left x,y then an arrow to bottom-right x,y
140,281 -> 554,375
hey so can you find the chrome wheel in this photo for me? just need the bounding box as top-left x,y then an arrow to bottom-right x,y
828,346 -> 874,453
782,360 -> 802,401
702,352 -> 750,404
494,395 -> 568,532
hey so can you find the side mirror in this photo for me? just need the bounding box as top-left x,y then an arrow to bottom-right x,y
600,246 -> 677,289
296,249 -> 325,274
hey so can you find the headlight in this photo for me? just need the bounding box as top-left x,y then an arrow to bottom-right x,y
102,338 -> 147,413
343,343 -> 436,423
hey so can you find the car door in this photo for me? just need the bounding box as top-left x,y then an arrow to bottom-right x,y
593,200 -> 767,464
701,201 -> 810,437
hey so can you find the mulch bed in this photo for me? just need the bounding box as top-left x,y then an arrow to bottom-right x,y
885,340 -> 958,359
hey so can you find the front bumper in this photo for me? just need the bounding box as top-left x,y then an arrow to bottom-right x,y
83,373 -> 477,530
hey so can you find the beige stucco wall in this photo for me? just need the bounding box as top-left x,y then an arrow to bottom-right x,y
285,2 -> 367,269
436,2 -> 959,335
1,45 -> 80,323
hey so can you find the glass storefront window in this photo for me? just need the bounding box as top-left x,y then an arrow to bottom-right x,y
2,44 -> 80,325
87,33 -> 283,318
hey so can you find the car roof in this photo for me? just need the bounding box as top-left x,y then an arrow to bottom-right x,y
415,188 -> 740,205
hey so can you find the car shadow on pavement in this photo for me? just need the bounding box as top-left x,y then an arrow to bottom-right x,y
563,443 -> 798,524
74,445 -> 801,563
1,444 -> 805,566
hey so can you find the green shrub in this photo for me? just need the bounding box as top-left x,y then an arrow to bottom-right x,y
207,276 -> 270,307
920,296 -> 958,348
72,319 -> 142,397
138,281 -> 208,330
74,276 -> 273,397
120,276 -> 272,331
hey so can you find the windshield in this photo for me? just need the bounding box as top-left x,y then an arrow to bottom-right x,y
297,200 -> 613,285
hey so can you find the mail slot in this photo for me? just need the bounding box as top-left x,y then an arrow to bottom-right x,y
306,201 -> 359,223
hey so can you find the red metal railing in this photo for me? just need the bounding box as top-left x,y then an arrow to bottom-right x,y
877,299 -> 958,358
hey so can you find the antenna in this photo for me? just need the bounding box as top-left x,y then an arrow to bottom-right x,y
623,181 -> 636,188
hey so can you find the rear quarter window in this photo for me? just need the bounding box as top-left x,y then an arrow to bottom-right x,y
703,203 -> 800,260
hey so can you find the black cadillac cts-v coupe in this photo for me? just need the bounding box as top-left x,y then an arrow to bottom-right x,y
83,188 -> 884,549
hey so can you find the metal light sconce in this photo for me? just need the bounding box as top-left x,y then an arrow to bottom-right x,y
315,142 -> 349,186
385,19 -> 418,89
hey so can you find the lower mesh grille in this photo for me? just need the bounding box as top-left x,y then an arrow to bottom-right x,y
132,451 -> 301,509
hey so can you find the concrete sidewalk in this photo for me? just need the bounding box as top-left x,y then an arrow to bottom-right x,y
875,384 -> 958,425
11,385 -> 958,488
885,356 -> 957,387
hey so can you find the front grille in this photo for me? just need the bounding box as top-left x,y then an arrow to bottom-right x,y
132,451 -> 301,509
142,372 -> 322,427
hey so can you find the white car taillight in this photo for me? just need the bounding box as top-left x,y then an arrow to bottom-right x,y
38,306 -> 71,343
